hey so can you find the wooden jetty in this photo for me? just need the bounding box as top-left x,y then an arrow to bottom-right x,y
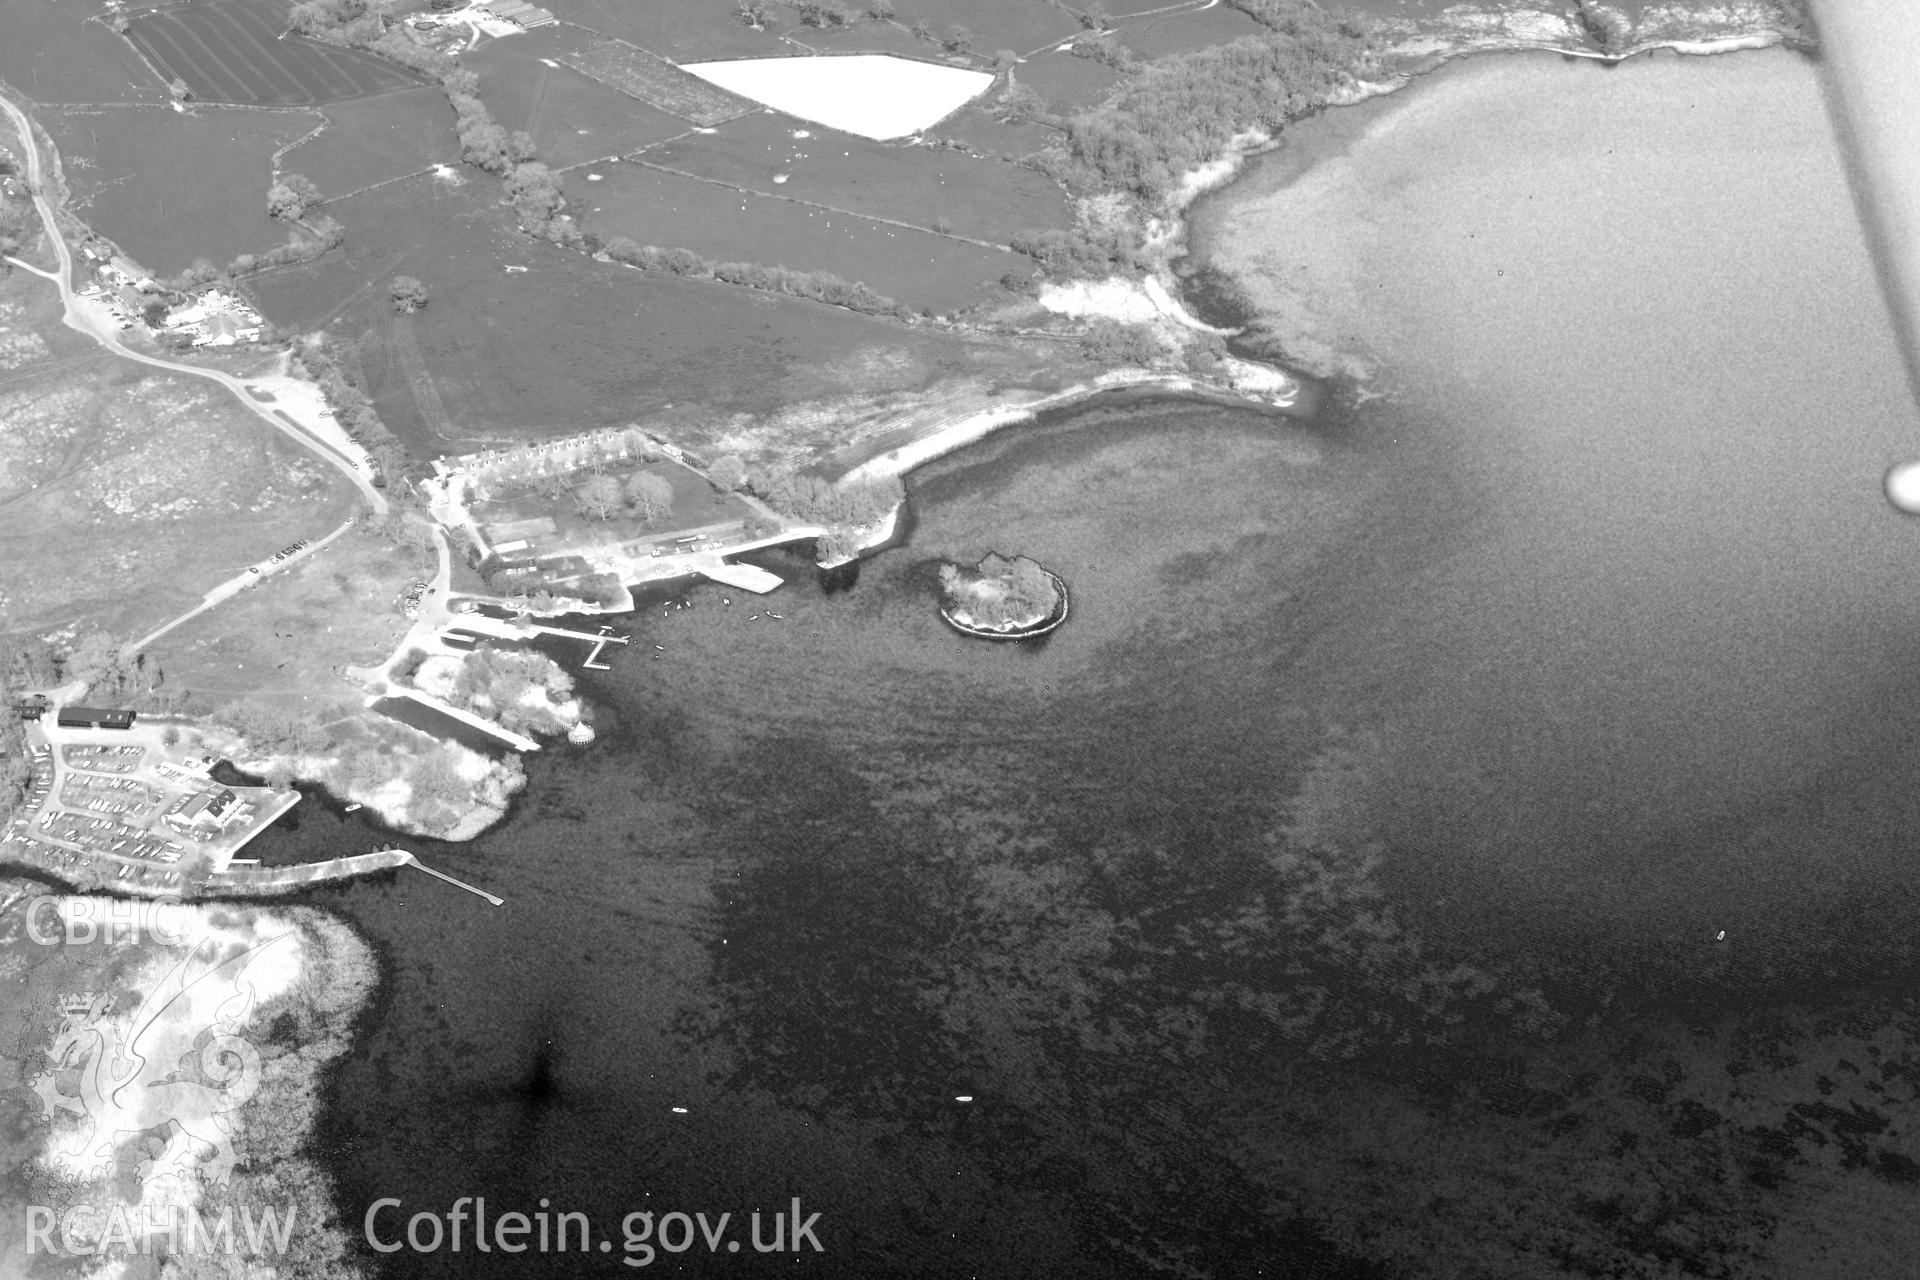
583,627 -> 630,671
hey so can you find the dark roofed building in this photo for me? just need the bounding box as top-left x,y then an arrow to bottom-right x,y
56,706 -> 136,730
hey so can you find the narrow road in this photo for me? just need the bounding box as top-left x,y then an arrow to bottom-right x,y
127,516 -> 361,655
0,88 -> 389,515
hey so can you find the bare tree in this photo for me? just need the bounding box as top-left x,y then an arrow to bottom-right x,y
625,472 -> 675,526
577,474 -> 624,520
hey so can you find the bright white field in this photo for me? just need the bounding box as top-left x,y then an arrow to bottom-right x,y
678,54 -> 992,140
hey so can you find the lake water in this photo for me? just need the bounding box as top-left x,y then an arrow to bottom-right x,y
1197,46 -> 1920,981
257,45 -> 1920,1277
277,399 -> 1375,1275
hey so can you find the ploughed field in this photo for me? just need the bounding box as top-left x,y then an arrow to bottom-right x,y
126,0 -> 430,104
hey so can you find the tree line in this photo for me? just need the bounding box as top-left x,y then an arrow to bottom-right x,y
1055,21 -> 1367,203
600,237 -> 906,318
760,472 -> 902,527
1000,0 -> 1369,278
289,336 -> 408,483
166,216 -> 345,292
754,473 -> 903,562
286,0 -> 554,220
2,632 -> 160,701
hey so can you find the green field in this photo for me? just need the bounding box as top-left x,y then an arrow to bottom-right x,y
779,18 -> 938,60
1011,47 -> 1124,109
148,518 -> 434,715
126,0 -> 430,105
463,33 -> 693,167
640,110 -> 1074,242
0,6 -> 165,104
279,85 -> 460,197
43,106 -> 316,277
241,172 -> 1009,452
1119,3 -> 1266,57
585,162 -> 1017,311
925,103 -> 1057,162
887,0 -> 1075,55
545,0 -> 791,62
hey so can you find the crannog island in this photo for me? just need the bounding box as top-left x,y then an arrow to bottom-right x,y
0,0 -> 1816,902
939,554 -> 1069,638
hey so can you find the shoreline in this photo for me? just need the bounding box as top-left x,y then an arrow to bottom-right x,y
846,11 -> 1803,490
1157,22 -> 1805,382
1138,28 -> 1800,270
835,369 -> 1305,486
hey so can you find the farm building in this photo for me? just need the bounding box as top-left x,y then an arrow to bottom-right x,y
479,0 -> 556,26
107,255 -> 154,288
57,706 -> 137,730
194,313 -> 260,346
165,287 -> 266,346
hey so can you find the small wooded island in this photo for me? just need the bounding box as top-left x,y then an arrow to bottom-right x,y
938,553 -> 1069,639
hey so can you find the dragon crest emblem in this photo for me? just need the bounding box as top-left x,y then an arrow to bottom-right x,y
30,928 -> 289,1193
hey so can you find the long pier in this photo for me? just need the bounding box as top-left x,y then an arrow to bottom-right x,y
205,847 -> 502,905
